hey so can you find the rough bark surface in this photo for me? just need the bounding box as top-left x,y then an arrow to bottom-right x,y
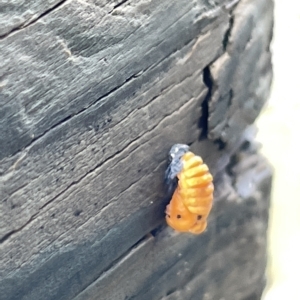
0,0 -> 273,299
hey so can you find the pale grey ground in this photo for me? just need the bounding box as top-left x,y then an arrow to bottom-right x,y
258,0 -> 300,299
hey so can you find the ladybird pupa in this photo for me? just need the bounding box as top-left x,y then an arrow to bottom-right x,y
165,144 -> 214,234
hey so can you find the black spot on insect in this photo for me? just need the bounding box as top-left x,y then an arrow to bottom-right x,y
177,215 -> 181,219
197,215 -> 202,220
167,214 -> 171,218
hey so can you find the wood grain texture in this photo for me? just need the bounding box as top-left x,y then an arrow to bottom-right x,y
0,0 -> 273,298
74,144 -> 272,300
208,0 -> 273,148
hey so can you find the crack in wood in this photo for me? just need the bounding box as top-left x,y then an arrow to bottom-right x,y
222,12 -> 235,51
112,0 -> 131,10
0,0 -> 69,39
1,17 -> 205,162
1,68 -> 198,207
198,9 -> 235,142
0,0 -> 232,169
76,146 -> 270,300
0,94 -> 199,244
199,66 -> 212,140
0,0 -> 273,298
74,234 -> 153,299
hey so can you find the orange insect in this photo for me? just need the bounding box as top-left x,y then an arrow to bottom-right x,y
165,144 -> 214,234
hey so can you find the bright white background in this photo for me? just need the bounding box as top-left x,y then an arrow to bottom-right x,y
257,1 -> 300,299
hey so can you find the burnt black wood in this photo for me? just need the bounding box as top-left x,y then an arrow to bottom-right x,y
0,0 -> 273,299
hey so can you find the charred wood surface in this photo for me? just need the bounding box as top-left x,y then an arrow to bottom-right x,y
0,0 -> 273,299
